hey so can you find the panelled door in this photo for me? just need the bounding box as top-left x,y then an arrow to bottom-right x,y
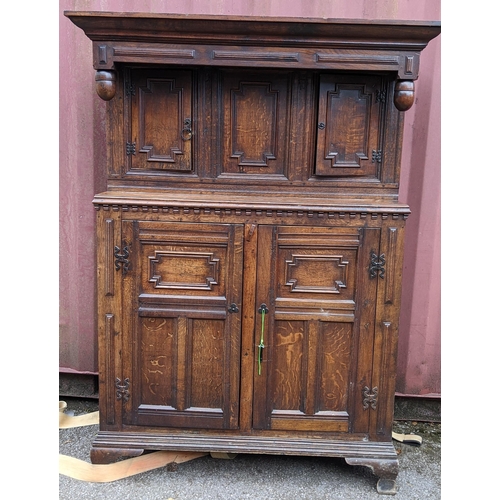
315,74 -> 385,178
252,225 -> 381,433
121,221 -> 244,430
127,68 -> 193,172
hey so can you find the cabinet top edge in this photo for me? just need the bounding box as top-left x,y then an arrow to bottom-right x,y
92,190 -> 411,214
64,11 -> 441,46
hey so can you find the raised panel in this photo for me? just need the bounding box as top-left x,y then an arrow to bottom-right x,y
276,227 -> 360,307
129,69 -> 192,171
220,71 -> 291,178
317,322 -> 352,412
139,317 -> 176,407
272,320 -> 305,412
315,75 -> 384,178
231,82 -> 278,166
285,254 -> 349,294
190,319 -> 225,409
148,251 -> 219,291
137,223 -> 232,298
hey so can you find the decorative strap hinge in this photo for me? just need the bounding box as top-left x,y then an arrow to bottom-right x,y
362,386 -> 378,410
126,142 -> 136,155
114,242 -> 131,275
376,90 -> 386,103
372,149 -> 382,163
125,82 -> 136,97
116,378 -> 130,402
369,251 -> 385,279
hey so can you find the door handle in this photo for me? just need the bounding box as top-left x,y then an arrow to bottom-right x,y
181,118 -> 192,141
257,304 -> 269,375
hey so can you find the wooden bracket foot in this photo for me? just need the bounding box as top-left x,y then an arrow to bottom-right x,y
90,447 -> 144,465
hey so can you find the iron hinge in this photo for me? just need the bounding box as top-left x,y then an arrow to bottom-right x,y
372,149 -> 382,163
126,142 -> 136,156
369,251 -> 385,279
116,378 -> 130,402
362,386 -> 378,410
114,243 -> 131,275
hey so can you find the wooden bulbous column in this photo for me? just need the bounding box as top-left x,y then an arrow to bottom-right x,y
394,80 -> 415,111
95,70 -> 116,101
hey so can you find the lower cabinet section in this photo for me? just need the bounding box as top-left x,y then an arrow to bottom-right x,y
95,211 -> 405,494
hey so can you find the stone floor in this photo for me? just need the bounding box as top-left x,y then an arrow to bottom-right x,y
59,397 -> 441,500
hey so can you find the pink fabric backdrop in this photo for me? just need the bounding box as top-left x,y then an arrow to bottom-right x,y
59,0 -> 441,396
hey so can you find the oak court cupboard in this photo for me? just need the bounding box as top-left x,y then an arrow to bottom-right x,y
65,11 -> 440,494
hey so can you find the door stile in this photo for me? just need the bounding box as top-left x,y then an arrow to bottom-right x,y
120,220 -> 138,425
349,227 -> 381,434
251,225 -> 275,430
96,209 -> 124,429
237,224 -> 258,432
225,224 -> 244,429
371,223 -> 406,438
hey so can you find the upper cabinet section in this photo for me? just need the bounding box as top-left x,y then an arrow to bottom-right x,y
65,12 -> 440,198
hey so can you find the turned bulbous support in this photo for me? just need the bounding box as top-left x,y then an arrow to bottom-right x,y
394,80 -> 415,111
95,70 -> 116,101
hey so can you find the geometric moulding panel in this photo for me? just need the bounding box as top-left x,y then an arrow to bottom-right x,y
129,69 -> 193,172
221,71 -> 290,177
315,75 -> 382,178
230,82 -> 279,167
148,251 -> 219,290
285,254 -> 349,294
323,87 -> 370,168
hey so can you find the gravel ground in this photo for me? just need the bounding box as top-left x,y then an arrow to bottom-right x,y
59,398 -> 440,499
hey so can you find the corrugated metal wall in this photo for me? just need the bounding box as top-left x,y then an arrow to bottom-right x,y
59,0 -> 441,396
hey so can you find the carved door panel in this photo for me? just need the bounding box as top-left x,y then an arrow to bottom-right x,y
252,225 -> 381,433
121,221 -> 244,430
315,75 -> 385,178
219,70 -> 292,180
128,69 -> 193,172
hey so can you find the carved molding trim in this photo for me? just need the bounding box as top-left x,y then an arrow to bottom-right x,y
384,228 -> 398,304
315,53 -> 399,66
213,50 -> 299,62
114,46 -> 196,60
104,219 -> 115,296
105,314 -> 116,425
94,203 -> 410,220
